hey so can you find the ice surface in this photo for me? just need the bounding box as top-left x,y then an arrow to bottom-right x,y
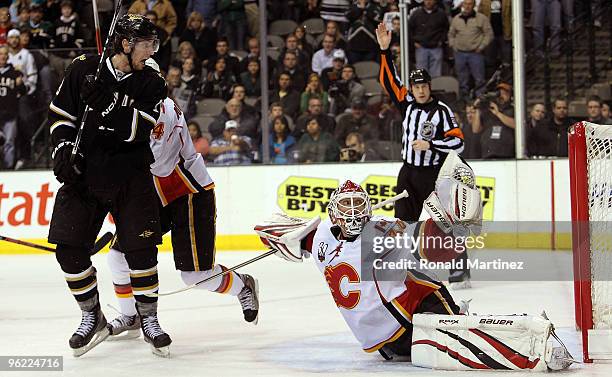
1,251 -> 612,376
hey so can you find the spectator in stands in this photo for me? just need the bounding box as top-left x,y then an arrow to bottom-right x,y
209,98 -> 260,141
172,41 -> 199,71
230,83 -> 260,120
209,120 -> 253,165
297,115 -> 340,163
295,96 -> 335,138
479,0 -> 512,66
7,29 -> 36,96
186,0 -> 218,27
602,101 -> 611,123
334,97 -> 378,145
275,51 -> 307,92
369,93 -> 402,141
527,97 -> 571,157
244,0 -> 258,38
188,120 -> 210,157
239,58 -> 261,97
48,1 -> 83,78
207,37 -> 240,77
270,72 -> 300,120
448,0 -> 493,97
532,0 -> 561,57
319,1 -> 350,30
312,33 -> 342,75
339,132 -> 390,161
0,45 -> 26,169
166,66 -> 196,119
300,73 -> 329,114
128,0 -> 177,37
201,56 -> 236,100
293,26 -> 313,58
278,33 -> 311,71
587,96 -> 612,125
390,15 -> 400,46
26,4 -> 52,49
217,0 -> 247,51
472,82 -> 515,158
269,101 -> 295,131
409,0 -> 448,78
268,116 -> 297,164
239,36 -> 273,74
14,5 -> 29,30
346,0 -> 382,63
181,57 -> 201,91
144,10 -> 172,72
328,64 -> 365,116
42,0 -> 61,23
0,7 -> 12,45
301,0 -> 321,21
321,49 -> 345,90
180,11 -> 217,64
318,20 -> 347,50
459,102 -> 481,159
528,103 -> 546,128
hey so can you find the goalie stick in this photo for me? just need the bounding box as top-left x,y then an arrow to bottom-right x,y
69,0 -> 124,165
0,232 -> 114,256
147,190 -> 409,297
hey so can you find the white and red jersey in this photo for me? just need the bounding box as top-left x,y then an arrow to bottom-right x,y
150,98 -> 214,206
308,216 -> 443,353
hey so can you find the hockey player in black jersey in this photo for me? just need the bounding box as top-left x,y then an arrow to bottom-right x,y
47,14 -> 171,357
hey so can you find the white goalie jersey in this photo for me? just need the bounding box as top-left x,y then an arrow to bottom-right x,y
150,98 -> 214,205
310,216 -> 444,353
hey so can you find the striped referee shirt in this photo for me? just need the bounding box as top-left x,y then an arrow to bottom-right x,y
379,49 -> 464,167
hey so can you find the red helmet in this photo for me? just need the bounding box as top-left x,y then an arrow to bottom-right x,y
327,180 -> 372,237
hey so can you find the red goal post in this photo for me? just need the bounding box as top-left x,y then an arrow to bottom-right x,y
568,121 -> 612,363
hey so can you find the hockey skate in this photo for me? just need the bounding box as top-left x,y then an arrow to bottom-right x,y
106,314 -> 141,341
449,270 -> 471,290
137,302 -> 172,357
238,274 -> 259,325
69,303 -> 110,357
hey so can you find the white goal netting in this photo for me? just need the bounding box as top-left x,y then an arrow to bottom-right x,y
585,122 -> 612,329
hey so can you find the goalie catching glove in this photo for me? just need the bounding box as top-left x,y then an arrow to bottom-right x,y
423,151 -> 482,237
254,214 -> 321,262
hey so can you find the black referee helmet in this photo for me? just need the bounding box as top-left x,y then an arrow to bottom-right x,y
408,69 -> 432,86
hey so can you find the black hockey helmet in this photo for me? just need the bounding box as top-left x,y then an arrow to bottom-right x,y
113,14 -> 159,54
408,69 -> 432,86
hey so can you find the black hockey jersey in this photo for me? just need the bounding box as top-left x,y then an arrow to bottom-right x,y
0,63 -> 27,120
50,14 -> 84,58
48,54 -> 167,186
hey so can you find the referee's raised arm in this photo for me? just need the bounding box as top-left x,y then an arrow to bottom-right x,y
376,23 -> 410,113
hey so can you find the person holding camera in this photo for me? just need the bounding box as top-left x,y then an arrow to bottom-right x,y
472,82 -> 515,159
321,49 -> 346,90
328,64 -> 365,116
209,120 -> 253,165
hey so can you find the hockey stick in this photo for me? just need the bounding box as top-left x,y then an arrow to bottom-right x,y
69,0 -> 124,165
148,190 -> 410,297
92,0 -> 103,55
0,232 -> 114,256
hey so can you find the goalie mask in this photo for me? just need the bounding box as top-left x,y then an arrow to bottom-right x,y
327,180 -> 372,237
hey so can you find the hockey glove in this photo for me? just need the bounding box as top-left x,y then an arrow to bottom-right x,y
80,75 -> 119,117
52,141 -> 85,184
255,214 -> 321,262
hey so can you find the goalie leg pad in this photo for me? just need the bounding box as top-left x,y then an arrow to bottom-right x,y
411,314 -> 557,371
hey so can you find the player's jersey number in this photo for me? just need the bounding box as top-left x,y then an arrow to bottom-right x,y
324,262 -> 361,309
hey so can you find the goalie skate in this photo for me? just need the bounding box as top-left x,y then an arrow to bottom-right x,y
238,274 -> 260,325
69,305 -> 110,357
106,314 -> 141,341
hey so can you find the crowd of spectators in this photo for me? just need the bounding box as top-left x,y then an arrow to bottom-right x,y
0,0 -> 609,170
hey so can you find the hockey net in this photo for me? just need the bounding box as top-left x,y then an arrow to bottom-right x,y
569,121 -> 612,362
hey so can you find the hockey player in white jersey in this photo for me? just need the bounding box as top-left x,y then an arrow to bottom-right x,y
105,96 -> 259,354
255,153 -> 574,371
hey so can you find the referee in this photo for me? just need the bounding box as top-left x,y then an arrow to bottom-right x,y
376,23 -> 470,288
